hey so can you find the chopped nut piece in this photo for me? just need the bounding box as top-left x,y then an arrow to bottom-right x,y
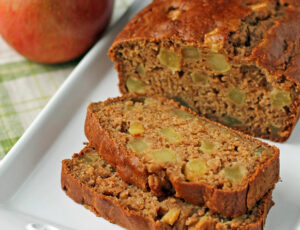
128,138 -> 149,154
158,48 -> 181,73
223,165 -> 247,184
228,87 -> 246,105
249,3 -> 267,11
207,53 -> 231,73
168,9 -> 182,21
119,190 -> 129,199
159,127 -> 181,144
271,89 -> 292,109
190,72 -> 209,84
126,77 -> 147,93
150,148 -> 176,163
161,208 -> 181,225
172,109 -> 195,119
181,47 -> 201,59
204,28 -> 224,52
136,63 -> 146,77
129,122 -> 145,136
184,158 -> 207,181
200,140 -> 217,154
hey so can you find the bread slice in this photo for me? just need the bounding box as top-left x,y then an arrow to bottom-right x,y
84,94 -> 279,217
61,146 -> 274,230
108,0 -> 300,142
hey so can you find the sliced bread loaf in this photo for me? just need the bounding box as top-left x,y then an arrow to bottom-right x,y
109,0 -> 300,142
61,146 -> 274,230
84,94 -> 279,217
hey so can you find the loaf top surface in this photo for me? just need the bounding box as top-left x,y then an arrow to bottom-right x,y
86,94 -> 279,192
115,0 -> 251,42
110,0 -> 300,83
62,145 -> 273,230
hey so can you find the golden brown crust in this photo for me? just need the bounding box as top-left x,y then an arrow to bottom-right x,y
250,5 -> 300,83
61,146 -> 274,230
61,150 -> 163,230
110,0 -> 300,84
84,94 -> 279,217
108,0 -> 300,142
249,3 -> 300,142
111,0 -> 250,45
84,103 -> 149,191
170,145 -> 278,217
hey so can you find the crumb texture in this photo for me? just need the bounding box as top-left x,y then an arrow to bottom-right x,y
62,146 -> 273,230
110,0 -> 300,142
92,96 -> 274,189
85,94 -> 279,217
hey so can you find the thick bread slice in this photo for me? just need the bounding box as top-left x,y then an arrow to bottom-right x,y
84,94 -> 279,217
61,146 -> 274,230
108,0 -> 300,142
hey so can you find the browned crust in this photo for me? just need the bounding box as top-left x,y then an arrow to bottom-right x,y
84,103 -> 149,191
249,3 -> 300,142
250,3 -> 300,83
109,0 -> 300,85
170,145 -> 278,217
84,94 -> 279,217
108,0 -> 300,142
109,0 -> 250,46
61,146 -> 274,230
61,149 -> 164,230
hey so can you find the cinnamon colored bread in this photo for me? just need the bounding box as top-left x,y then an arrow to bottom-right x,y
61,146 -> 274,230
109,0 -> 300,142
84,94 -> 279,217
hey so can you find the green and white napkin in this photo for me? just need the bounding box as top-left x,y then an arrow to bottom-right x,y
0,0 -> 134,160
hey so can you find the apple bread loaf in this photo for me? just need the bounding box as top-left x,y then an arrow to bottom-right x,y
109,0 -> 300,142
61,146 -> 274,230
84,94 -> 279,217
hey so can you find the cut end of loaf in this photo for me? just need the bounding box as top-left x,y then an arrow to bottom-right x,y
61,146 -> 274,230
109,0 -> 300,142
88,94 -> 278,190
85,94 -> 279,217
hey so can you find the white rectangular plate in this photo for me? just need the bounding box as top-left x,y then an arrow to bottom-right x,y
0,1 -> 299,229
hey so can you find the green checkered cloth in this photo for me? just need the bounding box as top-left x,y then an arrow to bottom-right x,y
0,0 -> 134,160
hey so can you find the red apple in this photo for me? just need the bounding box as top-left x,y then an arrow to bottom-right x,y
0,0 -> 114,63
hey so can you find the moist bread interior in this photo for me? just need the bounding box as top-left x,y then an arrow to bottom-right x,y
91,96 -> 275,191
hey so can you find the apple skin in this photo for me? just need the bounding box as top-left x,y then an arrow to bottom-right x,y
0,0 -> 114,63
